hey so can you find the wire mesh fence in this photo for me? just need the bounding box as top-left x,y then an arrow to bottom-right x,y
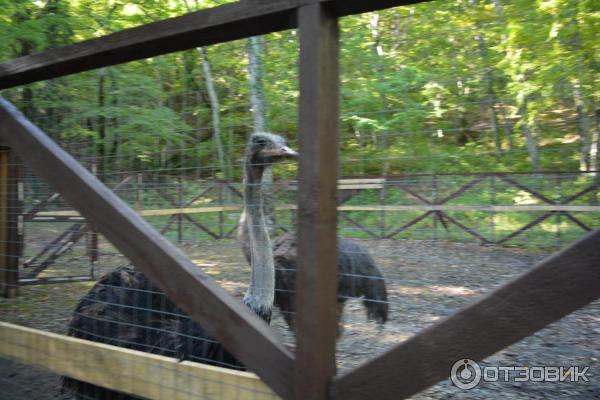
1,0 -> 599,399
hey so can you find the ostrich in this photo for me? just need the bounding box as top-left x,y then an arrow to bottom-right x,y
63,132 -> 296,400
239,141 -> 389,336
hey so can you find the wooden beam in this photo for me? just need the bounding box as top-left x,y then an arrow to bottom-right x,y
0,322 -> 277,400
0,97 -> 294,399
295,4 -> 339,400
31,204 -> 600,218
0,147 -> 21,298
32,206 -> 243,217
18,275 -> 94,285
0,147 -> 11,297
330,228 -> 600,400
338,205 -> 600,212
0,0 -> 428,89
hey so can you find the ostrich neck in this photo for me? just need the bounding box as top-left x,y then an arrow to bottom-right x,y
239,165 -> 274,259
243,162 -> 275,322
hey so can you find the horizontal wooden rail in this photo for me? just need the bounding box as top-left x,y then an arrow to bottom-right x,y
28,204 -> 600,219
0,0 -> 425,89
0,97 -> 294,399
339,205 -> 600,212
0,322 -> 277,400
330,228 -> 600,400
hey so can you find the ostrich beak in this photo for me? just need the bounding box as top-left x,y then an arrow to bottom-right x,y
280,145 -> 298,159
267,145 -> 298,161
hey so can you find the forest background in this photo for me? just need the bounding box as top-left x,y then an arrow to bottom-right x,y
1,0 -> 598,180
1,0 -> 599,248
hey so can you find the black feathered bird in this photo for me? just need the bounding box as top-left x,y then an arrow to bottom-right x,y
63,132 -> 297,399
239,140 -> 388,336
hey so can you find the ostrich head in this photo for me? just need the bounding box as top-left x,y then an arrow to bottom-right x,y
245,132 -> 297,171
243,132 -> 296,322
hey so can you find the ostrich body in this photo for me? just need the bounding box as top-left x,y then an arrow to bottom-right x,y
239,164 -> 388,336
63,133 -> 295,399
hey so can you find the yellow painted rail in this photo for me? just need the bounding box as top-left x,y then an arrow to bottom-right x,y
0,322 -> 278,400
31,203 -> 600,219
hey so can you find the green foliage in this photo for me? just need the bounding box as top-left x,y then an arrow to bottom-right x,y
0,0 -> 598,178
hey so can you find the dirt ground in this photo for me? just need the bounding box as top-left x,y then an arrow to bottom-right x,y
1,238 -> 599,399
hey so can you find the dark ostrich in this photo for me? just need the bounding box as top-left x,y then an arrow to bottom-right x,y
63,132 -> 296,399
239,150 -> 388,336
270,232 -> 389,334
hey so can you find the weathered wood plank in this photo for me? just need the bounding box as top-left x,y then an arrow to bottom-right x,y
32,204 -> 600,218
330,228 -> 600,400
0,322 -> 278,400
0,97 -> 294,399
0,0 -> 428,89
338,178 -> 386,184
0,147 -> 21,298
295,4 -> 339,400
19,275 -> 94,285
0,148 -> 11,297
337,205 -> 600,212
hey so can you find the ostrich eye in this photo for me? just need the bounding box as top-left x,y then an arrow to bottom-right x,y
254,137 -> 267,146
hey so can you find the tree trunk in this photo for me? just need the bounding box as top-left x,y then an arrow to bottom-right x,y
199,47 -> 229,181
247,36 -> 267,133
471,0 -> 502,154
500,105 -> 515,151
592,108 -> 600,199
97,68 -> 107,177
369,12 -> 392,174
591,108 -> 600,173
108,69 -> 120,170
519,99 -> 541,172
573,81 -> 591,171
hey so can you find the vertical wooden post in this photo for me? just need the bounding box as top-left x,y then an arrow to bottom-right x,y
218,182 -> 224,238
135,173 -> 143,210
0,147 -> 22,298
295,4 -> 339,400
379,180 -> 386,238
177,176 -> 184,243
432,174 -> 438,241
89,161 -> 99,273
556,175 -> 563,248
490,175 -> 496,243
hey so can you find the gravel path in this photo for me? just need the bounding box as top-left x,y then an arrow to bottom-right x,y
1,239 -> 598,399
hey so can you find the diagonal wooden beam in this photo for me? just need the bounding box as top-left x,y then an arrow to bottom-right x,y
385,211 -> 433,239
331,228 -> 600,400
24,224 -> 88,278
561,183 -> 598,204
159,215 -> 177,235
24,175 -> 135,276
0,97 -> 294,399
560,211 -> 592,232
182,214 -> 221,239
224,182 -> 243,199
438,212 -> 491,244
496,174 -> 556,204
340,212 -> 380,239
0,0 -> 428,89
495,212 -> 553,245
390,181 -> 432,205
183,183 -> 217,207
436,175 -> 487,205
23,192 -> 60,220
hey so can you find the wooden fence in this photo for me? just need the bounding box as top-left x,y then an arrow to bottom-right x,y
1,1 -> 599,400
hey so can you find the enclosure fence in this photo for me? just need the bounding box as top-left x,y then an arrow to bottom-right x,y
14,170 -> 600,287
0,1 -> 599,400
